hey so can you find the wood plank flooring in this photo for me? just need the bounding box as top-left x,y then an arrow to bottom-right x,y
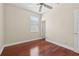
1,39 -> 79,56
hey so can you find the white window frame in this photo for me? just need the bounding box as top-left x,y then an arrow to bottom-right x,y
30,16 -> 39,32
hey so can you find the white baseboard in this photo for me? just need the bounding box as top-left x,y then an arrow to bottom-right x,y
0,38 -> 42,55
46,39 -> 79,54
0,46 -> 5,55
1,38 -> 79,55
4,38 -> 42,47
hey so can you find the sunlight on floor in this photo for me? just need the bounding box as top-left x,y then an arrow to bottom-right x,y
30,46 -> 39,56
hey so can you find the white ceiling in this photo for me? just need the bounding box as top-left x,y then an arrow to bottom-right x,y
8,3 -> 58,14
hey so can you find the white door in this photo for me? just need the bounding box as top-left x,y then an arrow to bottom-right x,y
74,10 -> 79,52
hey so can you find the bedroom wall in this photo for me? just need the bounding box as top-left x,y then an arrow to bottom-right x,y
4,4 -> 42,45
42,3 -> 79,48
0,4 -> 4,54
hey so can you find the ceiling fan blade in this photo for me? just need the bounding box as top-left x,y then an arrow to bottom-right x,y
43,3 -> 52,9
37,3 -> 43,5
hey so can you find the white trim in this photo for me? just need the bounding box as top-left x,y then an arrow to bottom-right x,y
73,10 -> 79,53
0,46 -> 5,55
46,39 -> 79,54
0,38 -> 42,55
4,38 -> 42,47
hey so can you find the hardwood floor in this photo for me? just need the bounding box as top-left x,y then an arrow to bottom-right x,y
1,39 -> 79,56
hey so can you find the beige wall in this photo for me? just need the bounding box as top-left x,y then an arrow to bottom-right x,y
42,4 -> 79,48
0,4 -> 4,52
4,4 -> 42,45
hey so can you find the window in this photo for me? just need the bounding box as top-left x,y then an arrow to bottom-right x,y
30,16 -> 39,32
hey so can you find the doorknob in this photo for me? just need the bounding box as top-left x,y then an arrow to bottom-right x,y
74,33 -> 78,34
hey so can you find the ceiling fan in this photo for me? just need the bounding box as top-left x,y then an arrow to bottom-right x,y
37,3 -> 53,12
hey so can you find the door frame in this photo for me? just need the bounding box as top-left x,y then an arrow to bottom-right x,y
74,10 -> 79,52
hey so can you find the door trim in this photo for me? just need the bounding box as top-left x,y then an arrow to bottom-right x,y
74,10 -> 79,52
